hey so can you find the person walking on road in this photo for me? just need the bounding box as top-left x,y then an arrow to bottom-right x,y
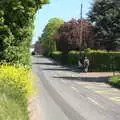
84,56 -> 89,72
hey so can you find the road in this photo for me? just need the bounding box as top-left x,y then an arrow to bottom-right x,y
32,56 -> 120,120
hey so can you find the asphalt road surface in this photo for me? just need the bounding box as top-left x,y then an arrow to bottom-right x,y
32,56 -> 120,120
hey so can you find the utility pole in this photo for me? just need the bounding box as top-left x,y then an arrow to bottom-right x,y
79,3 -> 83,51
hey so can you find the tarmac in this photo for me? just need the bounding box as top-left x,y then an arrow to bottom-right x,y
29,56 -> 120,120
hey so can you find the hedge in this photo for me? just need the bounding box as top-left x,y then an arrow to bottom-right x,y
51,49 -> 120,72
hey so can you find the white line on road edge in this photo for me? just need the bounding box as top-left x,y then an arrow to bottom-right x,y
71,86 -> 79,92
87,97 -> 104,109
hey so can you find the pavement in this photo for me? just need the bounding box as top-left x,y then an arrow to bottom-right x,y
31,56 -> 120,120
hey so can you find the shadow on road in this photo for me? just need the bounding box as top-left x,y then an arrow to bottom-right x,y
32,56 -> 110,83
53,76 -> 109,83
43,68 -> 71,71
32,62 -> 58,66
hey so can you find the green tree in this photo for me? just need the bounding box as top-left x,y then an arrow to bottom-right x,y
40,18 -> 64,55
88,0 -> 120,50
0,0 -> 48,65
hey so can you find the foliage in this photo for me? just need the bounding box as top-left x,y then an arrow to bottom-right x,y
0,64 -> 34,100
0,0 -> 48,66
83,50 -> 120,71
0,93 -> 28,120
55,19 -> 95,53
40,18 -> 64,55
51,51 -> 62,62
51,50 -> 79,65
82,50 -> 120,71
88,0 -> 120,50
51,51 -> 62,55
0,64 -> 34,120
108,75 -> 120,88
51,50 -> 120,72
84,48 -> 107,53
68,51 -> 80,65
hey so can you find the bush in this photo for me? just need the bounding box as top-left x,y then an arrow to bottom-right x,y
0,0 -> 48,66
51,51 -> 69,65
83,49 -> 120,71
51,49 -> 120,72
108,75 -> 120,88
0,93 -> 28,120
68,51 -> 80,65
0,64 -> 34,120
84,48 -> 107,53
51,51 -> 62,61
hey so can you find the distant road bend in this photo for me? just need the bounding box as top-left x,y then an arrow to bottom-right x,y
32,56 -> 120,120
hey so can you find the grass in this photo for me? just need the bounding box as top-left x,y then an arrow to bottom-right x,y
108,75 -> 120,88
0,93 -> 28,120
0,64 -> 34,120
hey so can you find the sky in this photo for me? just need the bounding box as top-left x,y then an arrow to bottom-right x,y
32,0 -> 93,44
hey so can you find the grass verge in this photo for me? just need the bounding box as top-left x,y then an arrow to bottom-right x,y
108,75 -> 120,88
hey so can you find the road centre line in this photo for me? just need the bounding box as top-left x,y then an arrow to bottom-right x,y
87,97 -> 104,109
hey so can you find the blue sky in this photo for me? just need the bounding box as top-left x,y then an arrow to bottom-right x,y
32,0 -> 93,44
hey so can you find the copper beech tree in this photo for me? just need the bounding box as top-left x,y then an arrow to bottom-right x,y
54,19 -> 95,53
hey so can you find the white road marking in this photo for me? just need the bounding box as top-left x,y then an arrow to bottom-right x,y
87,97 -> 104,109
109,97 -> 120,102
71,86 -> 79,92
74,81 -> 83,84
74,81 -> 90,85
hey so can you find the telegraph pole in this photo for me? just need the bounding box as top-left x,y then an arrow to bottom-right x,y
79,3 -> 83,51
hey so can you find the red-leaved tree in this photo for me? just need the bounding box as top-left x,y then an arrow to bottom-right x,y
55,19 -> 95,53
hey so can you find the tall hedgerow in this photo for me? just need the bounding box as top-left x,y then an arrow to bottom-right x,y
0,0 -> 49,66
